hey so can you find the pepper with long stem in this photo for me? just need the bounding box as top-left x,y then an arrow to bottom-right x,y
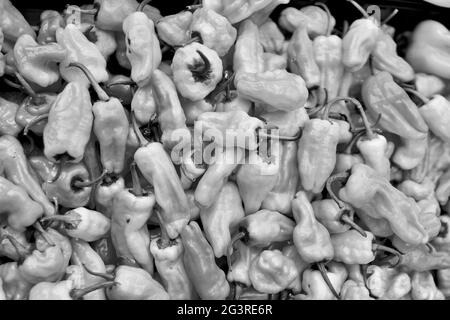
317,262 -> 341,300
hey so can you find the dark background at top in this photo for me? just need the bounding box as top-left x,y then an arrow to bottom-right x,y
10,0 -> 450,33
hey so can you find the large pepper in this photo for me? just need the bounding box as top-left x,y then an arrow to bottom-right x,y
406,20 -> 450,79
361,71 -> 428,140
43,81 -> 93,164
189,8 -> 237,57
233,20 -> 264,75
236,137 -> 280,214
200,181 -> 245,258
150,236 -> 197,300
249,249 -> 299,294
0,0 -> 35,42
56,24 -> 108,86
372,29 -> 415,82
156,11 -> 192,47
0,135 -> 54,216
203,0 -> 274,24
0,97 -> 22,136
37,10 -> 65,44
181,221 -> 230,300
13,34 -> 67,88
172,42 -> 223,101
339,163 -> 428,245
0,177 -> 43,232
111,186 -> 155,275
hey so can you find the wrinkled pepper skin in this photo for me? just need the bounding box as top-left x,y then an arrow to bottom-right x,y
0,262 -> 32,300
0,0 -> 35,42
93,97 -> 129,174
331,230 -> 375,265
123,12 -> 161,86
278,6 -> 336,38
0,222 -> 32,261
419,95 -> 450,143
262,141 -> 299,215
131,83 -> 156,126
156,11 -> 192,47
0,136 -> 54,216
58,207 -> 111,242
399,246 -> 450,272
15,96 -> 53,136
150,237 -> 197,300
200,182 -> 245,258
339,164 -> 428,245
181,221 -> 230,300
37,10 -> 65,44
311,199 -> 350,234
227,241 -> 262,287
411,271 -> 445,300
297,119 -> 340,194
13,34 -> 67,88
0,177 -> 43,232
361,72 -> 428,140
393,134 -> 428,170
357,133 -> 391,180
43,82 -> 93,163
259,19 -> 286,54
203,0 -> 273,25
0,97 -> 22,136
249,249 -> 299,294
111,189 -> 155,275
56,24 -> 108,86
134,142 -> 190,239
341,280 -> 374,300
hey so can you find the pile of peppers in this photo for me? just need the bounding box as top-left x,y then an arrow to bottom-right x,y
0,0 -> 450,300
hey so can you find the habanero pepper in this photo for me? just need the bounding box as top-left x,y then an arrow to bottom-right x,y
411,271 -> 445,300
0,97 -> 22,136
341,280 -> 373,300
366,265 -> 411,300
131,82 -> 156,126
156,11 -> 192,47
0,262 -> 33,300
233,19 -> 264,75
259,19 -> 286,55
227,241 -> 262,287
203,0 -> 273,25
0,0 -> 35,43
94,175 -> 125,218
37,10 -> 65,44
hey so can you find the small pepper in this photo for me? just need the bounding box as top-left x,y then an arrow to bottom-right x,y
181,221 -> 230,300
56,24 -> 108,86
411,271 -> 445,300
131,82 -> 156,126
0,0 -> 35,42
37,10 -> 65,44
123,11 -> 161,86
415,94 -> 450,143
0,135 -> 54,216
415,73 -> 445,98
366,265 -> 411,300
150,236 -> 197,300
156,11 -> 192,47
172,42 -> 223,101
249,249 -> 299,294
200,181 -> 245,258
393,134 -> 429,171
249,0 -> 289,26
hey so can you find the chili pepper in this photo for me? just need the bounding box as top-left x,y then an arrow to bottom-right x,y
43,81 -> 93,168
83,25 -> 118,61
334,134 -> 365,174
114,32 -> 131,70
56,24 -> 108,86
71,62 -> 129,175
203,0 -> 274,24
227,241 -> 262,287
341,280 -> 373,300
234,20 -> 264,75
0,176 -> 43,232
189,8 -> 237,57
172,42 -> 223,101
95,175 -> 125,218
297,262 -> 347,300
124,11 -> 161,86
415,73 -> 445,99
287,19 -> 320,90
278,6 -> 336,38
133,126 -> 190,239
394,134 -> 429,171
410,271 -> 445,300
412,94 -> 450,143
397,245 -> 450,272
42,207 -> 110,242
110,167 -> 155,275
397,177 -> 435,201
0,262 -> 32,300
261,141 -> 298,215
181,221 -> 229,300
13,34 -> 67,88
0,135 -> 54,216
0,97 -> 22,136
150,236 -> 197,300
235,69 -> 309,112
150,69 -> 190,152
29,156 -> 93,209
371,30 -> 415,83
0,0 -> 35,42
339,163 -> 428,245
259,19 -> 285,54
437,268 -> 450,298
417,199 -> 442,239
37,10 -> 65,44
311,199 -> 361,235
366,266 -> 411,300
106,265 -> 169,300
281,244 -> 310,293
342,1 -> 380,72
406,20 -> 450,79
249,249 -> 299,294
194,146 -> 244,209
156,11 -> 192,47
200,181 -> 245,258
130,82 -> 156,126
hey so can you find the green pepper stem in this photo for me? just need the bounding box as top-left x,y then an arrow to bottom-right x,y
326,171 -> 351,207
381,9 -> 398,25
14,72 -> 46,105
340,213 -> 367,238
403,87 -> 430,106
372,244 -> 403,266
351,99 -> 377,140
347,0 -> 369,18
47,156 -> 68,184
227,231 -> 247,272
321,96 -> 355,121
70,281 -> 117,300
23,113 -> 49,136
317,262 -> 340,300
82,263 -> 115,281
137,0 -> 152,12
40,212 -> 82,230
68,62 -> 110,101
72,169 -> 108,189
315,2 -> 332,36
130,162 -> 143,197
131,111 -> 149,147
